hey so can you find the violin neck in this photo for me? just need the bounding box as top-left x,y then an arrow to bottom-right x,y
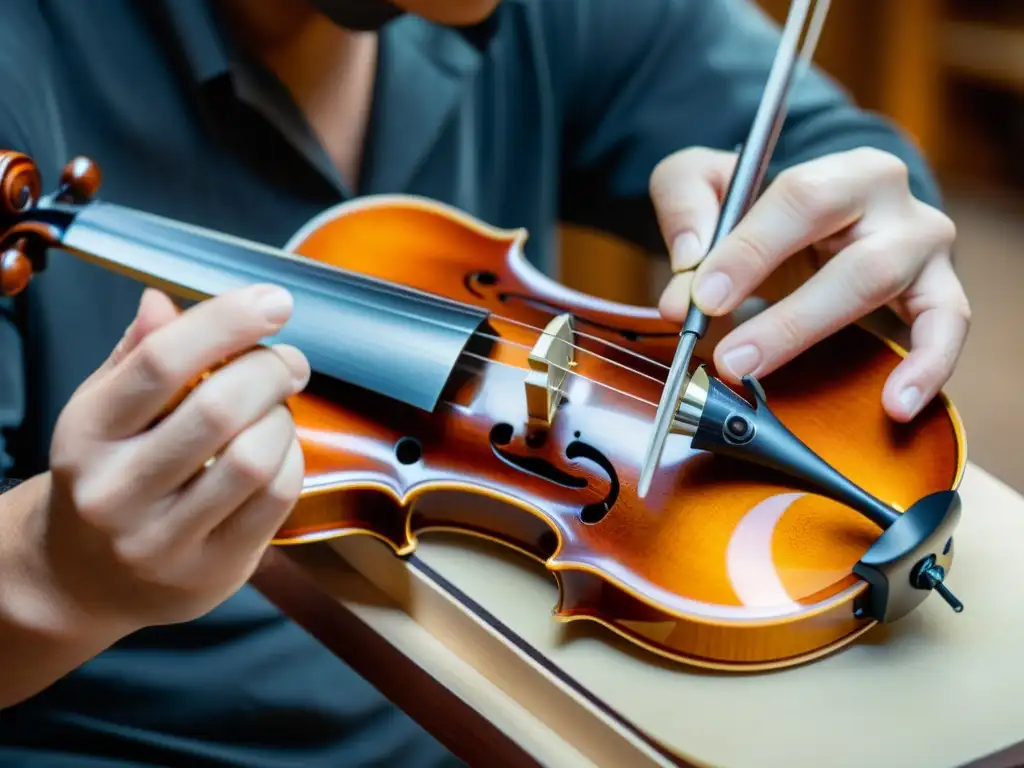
45,199 -> 491,413
55,200 -> 399,307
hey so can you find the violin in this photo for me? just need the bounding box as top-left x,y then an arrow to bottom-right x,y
0,149 -> 965,672
0,0 -> 968,672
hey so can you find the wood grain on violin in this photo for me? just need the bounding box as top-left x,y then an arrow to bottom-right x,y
0,152 -> 967,672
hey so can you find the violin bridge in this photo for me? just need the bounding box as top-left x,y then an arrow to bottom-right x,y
524,312 -> 576,429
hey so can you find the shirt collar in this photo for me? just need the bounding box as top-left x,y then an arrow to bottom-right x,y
156,0 -> 233,85
155,0 -> 499,87
153,0 -> 498,196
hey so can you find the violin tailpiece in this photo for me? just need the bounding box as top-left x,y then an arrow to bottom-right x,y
667,364 -> 964,621
853,492 -> 961,621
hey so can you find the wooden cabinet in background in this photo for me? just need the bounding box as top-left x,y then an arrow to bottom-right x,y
754,0 -> 946,168
755,0 -> 1024,185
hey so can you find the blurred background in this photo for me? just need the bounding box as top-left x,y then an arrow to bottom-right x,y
560,0 -> 1023,495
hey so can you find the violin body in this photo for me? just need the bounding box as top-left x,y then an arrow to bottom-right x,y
0,153 -> 966,672
277,196 -> 966,670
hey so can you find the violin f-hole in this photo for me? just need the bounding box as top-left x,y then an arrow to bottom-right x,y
489,422 -> 587,490
486,423 -> 619,526
566,439 -> 619,525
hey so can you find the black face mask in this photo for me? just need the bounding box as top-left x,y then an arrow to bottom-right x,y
306,0 -> 405,31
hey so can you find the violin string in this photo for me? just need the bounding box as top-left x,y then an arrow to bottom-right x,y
486,313 -> 672,372
469,329 -> 669,388
465,0 -> 836,385
140,210 -> 684,379
459,0 -> 833,386
456,350 -> 660,409
442,357 -> 577,413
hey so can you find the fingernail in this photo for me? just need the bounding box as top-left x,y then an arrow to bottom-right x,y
113,324 -> 134,357
258,286 -> 293,324
275,345 -> 311,389
116,309 -> 141,351
899,385 -> 922,416
657,273 -> 693,321
719,344 -> 761,378
132,289 -> 153,323
671,232 -> 704,271
693,271 -> 732,313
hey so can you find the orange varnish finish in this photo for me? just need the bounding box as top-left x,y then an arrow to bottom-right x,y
269,196 -> 965,671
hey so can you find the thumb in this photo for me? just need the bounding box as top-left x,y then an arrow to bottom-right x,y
80,288 -> 181,391
649,147 -> 737,322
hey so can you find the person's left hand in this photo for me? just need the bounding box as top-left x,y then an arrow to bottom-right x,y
650,146 -> 971,423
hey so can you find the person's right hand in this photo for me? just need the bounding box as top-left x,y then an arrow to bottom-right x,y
37,283 -> 310,637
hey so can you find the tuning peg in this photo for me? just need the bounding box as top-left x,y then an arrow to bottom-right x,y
912,555 -> 964,613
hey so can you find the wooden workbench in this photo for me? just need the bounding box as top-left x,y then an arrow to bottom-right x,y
253,460 -> 1024,767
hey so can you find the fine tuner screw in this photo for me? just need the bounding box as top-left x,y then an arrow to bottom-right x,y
912,555 -> 964,613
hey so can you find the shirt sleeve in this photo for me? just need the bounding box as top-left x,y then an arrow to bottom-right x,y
0,1 -> 60,480
554,0 -> 943,255
0,297 -> 23,480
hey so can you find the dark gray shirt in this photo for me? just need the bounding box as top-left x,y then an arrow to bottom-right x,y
0,0 -> 941,765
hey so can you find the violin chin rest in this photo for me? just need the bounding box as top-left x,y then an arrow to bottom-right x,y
852,489 -> 963,623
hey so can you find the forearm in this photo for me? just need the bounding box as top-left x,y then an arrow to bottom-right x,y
0,474 -> 122,708
557,0 -> 944,251
0,2 -> 126,709
766,104 -> 943,210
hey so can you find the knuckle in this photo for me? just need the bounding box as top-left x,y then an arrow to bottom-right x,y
921,204 -> 957,245
770,310 -> 806,352
920,351 -> 955,387
111,533 -> 162,575
851,146 -> 909,181
648,157 -> 673,197
853,246 -> 903,305
955,295 -> 973,325
72,478 -> 118,526
939,215 -> 958,245
943,281 -> 973,327
273,403 -> 298,433
774,165 -> 844,219
267,474 -> 301,511
268,442 -> 305,508
202,292 -> 265,341
193,385 -> 239,436
649,147 -> 721,196
48,434 -> 81,478
651,147 -> 697,184
133,338 -> 175,388
266,349 -> 303,394
728,226 -> 775,273
224,437 -> 277,487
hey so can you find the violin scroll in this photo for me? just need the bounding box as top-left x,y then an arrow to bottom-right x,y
0,151 -> 41,215
0,153 -> 102,297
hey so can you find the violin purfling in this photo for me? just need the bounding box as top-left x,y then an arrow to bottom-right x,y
0,148 -> 964,671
